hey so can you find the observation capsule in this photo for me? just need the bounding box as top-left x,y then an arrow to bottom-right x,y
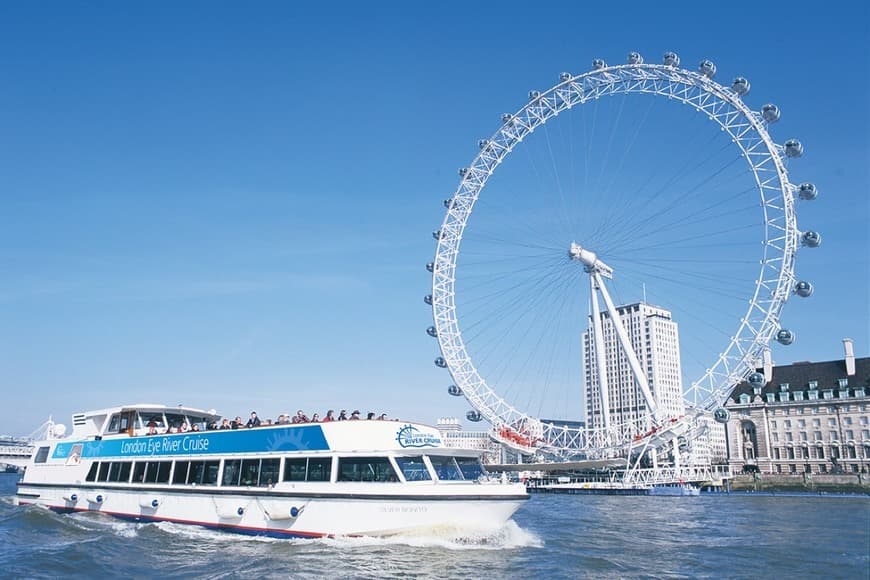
801,230 -> 822,248
663,51 -> 680,67
713,408 -> 731,424
466,410 -> 482,422
528,90 -> 541,100
443,198 -> 453,209
423,294 -> 433,305
426,326 -> 437,338
426,262 -> 434,273
434,357 -> 448,368
699,59 -> 716,77
501,113 -> 513,123
748,372 -> 765,386
447,384 -> 463,397
784,139 -> 804,158
776,329 -> 795,345
762,104 -> 781,123
432,230 -> 442,240
559,72 -> 572,82
794,281 -> 814,298
478,139 -> 490,149
458,167 -> 468,177
732,77 -> 750,96
628,51 -> 643,64
798,182 -> 818,201
592,58 -> 606,70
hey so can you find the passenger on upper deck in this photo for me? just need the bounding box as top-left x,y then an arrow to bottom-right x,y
246,412 -> 261,428
366,412 -> 375,420
311,413 -> 320,423
322,410 -> 335,422
338,410 -> 348,421
350,410 -> 360,420
377,413 -> 387,420
146,419 -> 159,435
292,410 -> 309,424
219,418 -> 231,430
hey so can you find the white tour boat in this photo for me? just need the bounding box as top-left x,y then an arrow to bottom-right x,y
15,404 -> 528,538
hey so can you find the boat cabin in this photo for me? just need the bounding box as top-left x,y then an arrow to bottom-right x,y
69,404 -> 220,439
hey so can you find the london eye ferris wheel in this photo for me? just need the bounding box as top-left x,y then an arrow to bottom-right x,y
425,51 -> 820,458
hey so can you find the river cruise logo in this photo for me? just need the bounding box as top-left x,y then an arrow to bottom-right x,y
396,424 -> 442,448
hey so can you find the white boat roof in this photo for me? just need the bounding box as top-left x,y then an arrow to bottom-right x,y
78,403 -> 220,420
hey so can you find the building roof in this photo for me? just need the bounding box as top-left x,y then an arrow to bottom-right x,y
729,356 -> 870,404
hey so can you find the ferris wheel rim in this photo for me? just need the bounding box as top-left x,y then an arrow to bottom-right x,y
430,59 -> 802,456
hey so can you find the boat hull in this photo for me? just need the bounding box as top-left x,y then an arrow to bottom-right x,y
15,482 -> 526,537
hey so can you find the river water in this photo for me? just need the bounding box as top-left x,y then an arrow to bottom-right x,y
1,473 -> 867,579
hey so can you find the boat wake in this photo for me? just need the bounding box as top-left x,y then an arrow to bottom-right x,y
326,520 -> 543,550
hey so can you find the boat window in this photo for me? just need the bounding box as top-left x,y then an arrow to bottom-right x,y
307,458 -> 332,482
133,462 -> 146,483
455,457 -> 487,481
107,414 -> 121,433
240,459 -> 260,486
98,462 -> 111,482
222,459 -> 241,486
156,461 -> 172,483
173,461 -> 190,484
202,461 -> 220,485
185,460 -> 219,485
259,458 -> 280,486
144,462 -> 160,483
86,462 -> 99,482
284,458 -> 307,482
106,462 -> 131,483
188,461 -> 205,484
141,413 -> 165,430
395,456 -> 431,481
119,412 -> 135,433
337,457 -> 397,482
117,462 -> 132,483
144,461 -> 171,484
165,413 -> 187,430
428,456 -> 463,481
34,446 -> 50,463
108,462 -> 122,482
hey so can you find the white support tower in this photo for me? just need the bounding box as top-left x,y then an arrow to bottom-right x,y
574,244 -> 685,442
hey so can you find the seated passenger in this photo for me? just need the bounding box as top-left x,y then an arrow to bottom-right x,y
350,410 -> 361,420
191,423 -> 201,432
292,410 -> 309,424
322,410 -> 335,422
311,413 -> 320,423
146,419 -> 159,435
377,413 -> 387,420
366,412 -> 375,420
246,411 -> 261,428
219,418 -> 231,430
338,410 -> 348,421
232,416 -> 242,430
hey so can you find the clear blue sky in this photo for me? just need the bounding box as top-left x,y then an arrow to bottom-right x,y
1,2 -> 868,436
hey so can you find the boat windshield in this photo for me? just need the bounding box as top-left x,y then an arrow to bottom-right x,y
455,457 -> 487,480
428,456 -> 463,481
394,456 -> 431,481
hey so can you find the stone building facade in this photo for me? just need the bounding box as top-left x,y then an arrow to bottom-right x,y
724,339 -> 869,475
